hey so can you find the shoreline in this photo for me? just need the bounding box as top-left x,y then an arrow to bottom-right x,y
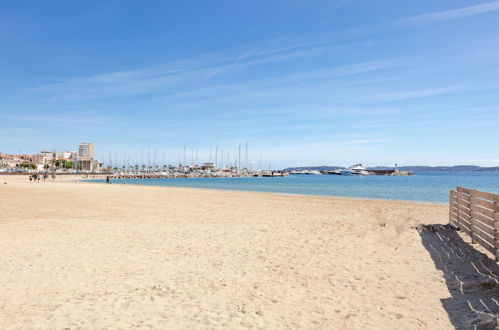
82,176 -> 448,206
1,174 -> 447,208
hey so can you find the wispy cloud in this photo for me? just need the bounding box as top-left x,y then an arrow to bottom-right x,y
4,113 -> 125,132
373,87 -> 456,101
397,1 -> 499,26
341,139 -> 392,145
27,40 -> 389,105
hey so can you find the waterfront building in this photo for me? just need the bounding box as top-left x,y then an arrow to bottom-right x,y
76,142 -> 98,171
202,162 -> 215,170
0,143 -> 99,172
56,151 -> 74,160
78,143 -> 95,158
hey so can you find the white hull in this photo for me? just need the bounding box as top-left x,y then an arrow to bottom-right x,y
340,164 -> 371,176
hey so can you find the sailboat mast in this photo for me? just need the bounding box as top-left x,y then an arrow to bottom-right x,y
238,145 -> 241,171
245,141 -> 248,170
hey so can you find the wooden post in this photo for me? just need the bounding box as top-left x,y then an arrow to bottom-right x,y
495,194 -> 499,261
449,190 -> 455,225
456,187 -> 462,230
457,186 -> 473,241
449,190 -> 458,228
470,189 -> 476,244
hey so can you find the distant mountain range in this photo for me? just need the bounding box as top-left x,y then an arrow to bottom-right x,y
282,165 -> 499,172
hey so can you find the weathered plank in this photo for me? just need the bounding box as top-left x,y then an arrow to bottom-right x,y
471,232 -> 495,254
460,220 -> 472,229
457,205 -> 471,216
471,190 -> 497,202
458,214 -> 470,226
457,209 -> 471,221
472,230 -> 494,248
457,191 -> 471,198
472,212 -> 495,227
470,197 -> 495,211
457,186 -> 472,194
458,192 -> 471,201
449,191 -> 456,225
471,204 -> 495,220
471,220 -> 495,239
460,222 -> 472,234
457,200 -> 471,210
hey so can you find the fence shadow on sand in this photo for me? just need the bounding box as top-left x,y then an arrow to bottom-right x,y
417,224 -> 499,329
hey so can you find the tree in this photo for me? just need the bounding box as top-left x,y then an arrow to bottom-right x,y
54,159 -> 74,169
20,163 -> 36,169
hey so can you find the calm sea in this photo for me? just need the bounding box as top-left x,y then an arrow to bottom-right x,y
90,172 -> 499,203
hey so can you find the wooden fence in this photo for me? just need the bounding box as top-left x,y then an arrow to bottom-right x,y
449,186 -> 499,261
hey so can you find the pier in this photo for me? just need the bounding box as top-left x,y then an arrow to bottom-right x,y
106,170 -> 289,180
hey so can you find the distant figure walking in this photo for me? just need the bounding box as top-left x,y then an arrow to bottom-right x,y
106,176 -> 111,184
29,175 -> 33,183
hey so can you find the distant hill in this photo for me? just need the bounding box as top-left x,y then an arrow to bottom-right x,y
369,165 -> 499,172
282,165 -> 499,172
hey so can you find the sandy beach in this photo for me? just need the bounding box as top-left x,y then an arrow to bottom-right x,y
0,175 -> 497,329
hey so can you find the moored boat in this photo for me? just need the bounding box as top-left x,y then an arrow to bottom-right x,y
341,164 -> 371,175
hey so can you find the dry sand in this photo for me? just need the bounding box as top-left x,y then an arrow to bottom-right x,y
0,175 -> 496,329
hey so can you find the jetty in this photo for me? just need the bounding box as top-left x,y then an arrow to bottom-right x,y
105,168 -> 289,180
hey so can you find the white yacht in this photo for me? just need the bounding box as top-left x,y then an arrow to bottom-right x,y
341,164 -> 371,175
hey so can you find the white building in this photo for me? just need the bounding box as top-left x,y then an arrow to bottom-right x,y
55,151 -> 74,160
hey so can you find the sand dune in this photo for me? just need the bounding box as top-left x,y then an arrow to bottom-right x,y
0,175 -> 492,328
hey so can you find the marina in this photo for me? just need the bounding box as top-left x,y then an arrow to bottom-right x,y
289,164 -> 413,176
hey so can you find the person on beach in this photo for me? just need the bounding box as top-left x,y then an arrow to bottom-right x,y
29,175 -> 32,183
106,176 -> 111,184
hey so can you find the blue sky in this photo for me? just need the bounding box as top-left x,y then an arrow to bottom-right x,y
1,0 -> 499,168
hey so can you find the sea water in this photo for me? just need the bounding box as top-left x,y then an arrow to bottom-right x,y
89,172 -> 499,203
